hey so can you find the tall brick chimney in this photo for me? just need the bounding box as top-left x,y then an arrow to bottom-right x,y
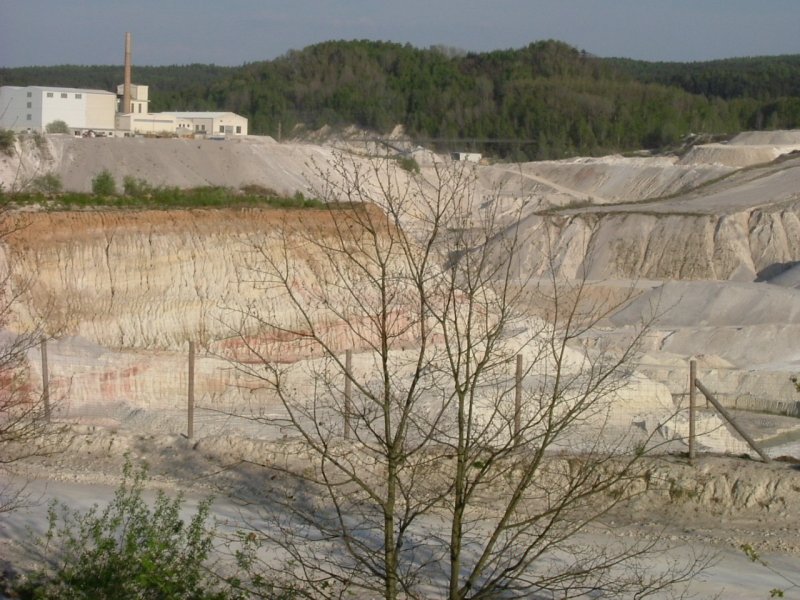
122,32 -> 132,114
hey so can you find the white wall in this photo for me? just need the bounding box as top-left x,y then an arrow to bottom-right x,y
0,87 -> 39,130
86,93 -> 116,130
1,87 -> 116,132
42,90 -> 86,129
212,114 -> 248,135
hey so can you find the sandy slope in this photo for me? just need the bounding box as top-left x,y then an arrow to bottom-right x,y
1,425 -> 799,598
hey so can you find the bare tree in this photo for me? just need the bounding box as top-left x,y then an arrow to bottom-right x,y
225,153 -> 703,599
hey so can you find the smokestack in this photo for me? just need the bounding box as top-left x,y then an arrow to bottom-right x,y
122,32 -> 132,114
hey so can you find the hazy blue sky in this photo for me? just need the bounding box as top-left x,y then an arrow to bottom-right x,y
1,0 -> 798,67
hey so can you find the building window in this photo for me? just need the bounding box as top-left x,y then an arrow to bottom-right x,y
26,102 -> 32,108
236,126 -> 242,134
219,125 -> 224,133
26,91 -> 32,98
75,93 -> 82,99
26,114 -> 32,121
46,92 -> 53,98
61,93 -> 68,98
201,124 -> 206,131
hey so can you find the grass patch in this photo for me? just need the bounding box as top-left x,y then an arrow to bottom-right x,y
6,185 -> 327,211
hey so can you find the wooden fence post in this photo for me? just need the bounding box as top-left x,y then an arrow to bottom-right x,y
689,359 -> 696,464
694,379 -> 772,463
188,341 -> 195,440
40,338 -> 50,422
514,354 -> 522,446
344,349 -> 352,440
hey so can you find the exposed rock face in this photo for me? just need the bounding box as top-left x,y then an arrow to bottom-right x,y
2,206 -> 409,415
510,201 -> 800,281
5,209 -> 272,350
5,202 -> 798,354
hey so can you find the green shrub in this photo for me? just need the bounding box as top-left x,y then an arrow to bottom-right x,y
31,129 -> 47,150
0,128 -> 15,156
45,120 -> 70,134
122,175 -> 152,198
253,190 -> 320,209
12,459 -> 230,599
396,155 -> 420,173
239,184 -> 279,197
8,182 -> 325,210
31,173 -> 63,195
91,170 -> 116,196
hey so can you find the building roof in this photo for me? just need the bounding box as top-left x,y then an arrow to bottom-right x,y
160,111 -> 244,119
0,85 -> 115,96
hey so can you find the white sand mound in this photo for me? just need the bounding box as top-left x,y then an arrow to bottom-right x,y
5,135 -> 340,195
514,155 -> 731,204
609,280 -> 800,328
678,143 -> 800,168
679,130 -> 800,168
604,280 -> 800,395
729,129 -> 800,145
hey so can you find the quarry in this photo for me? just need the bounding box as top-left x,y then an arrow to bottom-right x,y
1,129 -> 800,598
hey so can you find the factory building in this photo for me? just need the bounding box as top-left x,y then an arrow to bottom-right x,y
0,86 -> 116,134
1,33 -> 248,138
164,112 -> 248,136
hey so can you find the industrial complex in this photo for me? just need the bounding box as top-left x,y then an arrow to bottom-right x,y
0,33 -> 248,138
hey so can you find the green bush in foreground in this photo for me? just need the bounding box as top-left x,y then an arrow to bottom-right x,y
122,175 -> 153,198
396,155 -> 420,173
45,120 -> 70,134
12,459 -> 230,599
91,169 -> 116,196
0,128 -> 15,156
30,173 -> 63,195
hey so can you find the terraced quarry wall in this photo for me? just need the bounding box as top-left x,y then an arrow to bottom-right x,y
3,133 -> 800,424
509,200 -> 800,282
4,198 -> 800,351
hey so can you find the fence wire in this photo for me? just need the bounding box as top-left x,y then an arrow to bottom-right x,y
27,340 -> 800,459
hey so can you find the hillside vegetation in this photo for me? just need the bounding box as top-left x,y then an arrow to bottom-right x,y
2,40 -> 800,159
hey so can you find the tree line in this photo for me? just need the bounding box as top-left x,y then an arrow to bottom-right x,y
2,39 -> 799,159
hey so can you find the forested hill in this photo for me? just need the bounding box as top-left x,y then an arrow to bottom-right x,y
607,56 -> 800,100
3,40 -> 800,160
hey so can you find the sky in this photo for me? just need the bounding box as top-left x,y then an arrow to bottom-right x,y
1,0 -> 798,68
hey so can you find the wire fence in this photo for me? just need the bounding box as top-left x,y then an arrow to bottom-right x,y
29,339 -> 800,459
673,391 -> 800,418
631,360 -> 800,417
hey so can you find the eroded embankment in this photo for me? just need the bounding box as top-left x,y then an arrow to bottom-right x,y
4,203 -> 800,352
2,207 -> 371,351
508,201 -> 800,281
0,206 -> 408,412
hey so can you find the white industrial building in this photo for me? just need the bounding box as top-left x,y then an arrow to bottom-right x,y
162,112 -> 248,136
0,83 -> 248,138
451,151 -> 483,163
0,86 -> 117,134
1,33 -> 248,139
116,83 -> 150,115
115,112 -> 179,136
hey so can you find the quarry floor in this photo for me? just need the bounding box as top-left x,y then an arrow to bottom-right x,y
1,416 -> 800,599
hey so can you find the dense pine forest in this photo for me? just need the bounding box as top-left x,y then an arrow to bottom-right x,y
2,40 -> 800,160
